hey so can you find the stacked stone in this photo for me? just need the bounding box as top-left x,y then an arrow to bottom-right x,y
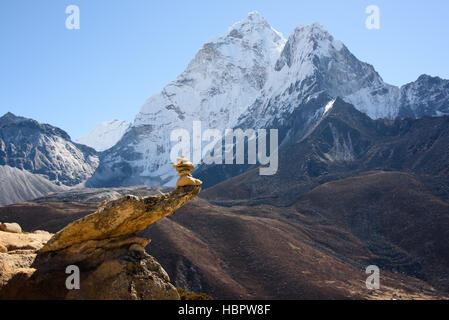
173,156 -> 203,187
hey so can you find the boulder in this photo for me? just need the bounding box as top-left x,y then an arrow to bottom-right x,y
0,223 -> 22,233
66,249 -> 179,300
0,229 -> 53,287
1,241 -> 179,300
0,251 -> 36,288
0,229 -> 52,252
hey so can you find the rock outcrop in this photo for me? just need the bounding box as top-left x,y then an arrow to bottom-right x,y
0,222 -> 22,233
40,185 -> 201,253
0,227 -> 52,288
0,179 -> 202,299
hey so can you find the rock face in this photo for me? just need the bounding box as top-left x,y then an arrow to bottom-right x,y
0,183 -> 202,300
65,251 -> 179,300
399,75 -> 449,118
0,227 -> 52,288
0,112 -> 99,187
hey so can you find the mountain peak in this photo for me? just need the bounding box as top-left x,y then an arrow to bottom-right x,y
274,22 -> 344,72
1,112 -> 18,120
294,22 -> 329,35
234,11 -> 269,27
291,22 -> 343,52
0,112 -> 28,125
2,111 -> 16,117
245,11 -> 266,23
320,97 -> 377,130
415,74 -> 444,84
222,11 -> 284,43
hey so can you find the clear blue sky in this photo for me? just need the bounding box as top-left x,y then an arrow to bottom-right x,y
1,0 -> 448,139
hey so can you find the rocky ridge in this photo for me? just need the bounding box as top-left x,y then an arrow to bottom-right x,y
0,112 -> 99,187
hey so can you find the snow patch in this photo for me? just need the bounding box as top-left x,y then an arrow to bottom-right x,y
77,120 -> 131,152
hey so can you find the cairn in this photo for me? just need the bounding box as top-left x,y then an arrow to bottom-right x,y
174,156 -> 203,187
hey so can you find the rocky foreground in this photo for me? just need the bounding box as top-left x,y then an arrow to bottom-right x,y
0,185 -> 201,300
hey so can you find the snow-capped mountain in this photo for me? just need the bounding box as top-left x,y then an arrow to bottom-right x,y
76,120 -> 131,152
88,12 -> 449,188
235,23 -> 449,151
88,11 -> 286,187
399,75 -> 449,118
236,22 -> 400,131
0,112 -> 99,187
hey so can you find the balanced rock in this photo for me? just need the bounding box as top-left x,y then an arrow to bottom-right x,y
173,156 -> 202,188
0,180 -> 202,300
40,184 -> 201,253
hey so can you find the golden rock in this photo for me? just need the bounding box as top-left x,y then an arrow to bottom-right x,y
173,156 -> 202,187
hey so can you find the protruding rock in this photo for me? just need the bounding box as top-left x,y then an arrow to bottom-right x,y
40,184 -> 201,253
129,243 -> 146,253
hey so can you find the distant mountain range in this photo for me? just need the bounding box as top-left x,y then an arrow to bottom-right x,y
202,97 -> 449,205
1,11 -> 448,202
85,11 -> 449,188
